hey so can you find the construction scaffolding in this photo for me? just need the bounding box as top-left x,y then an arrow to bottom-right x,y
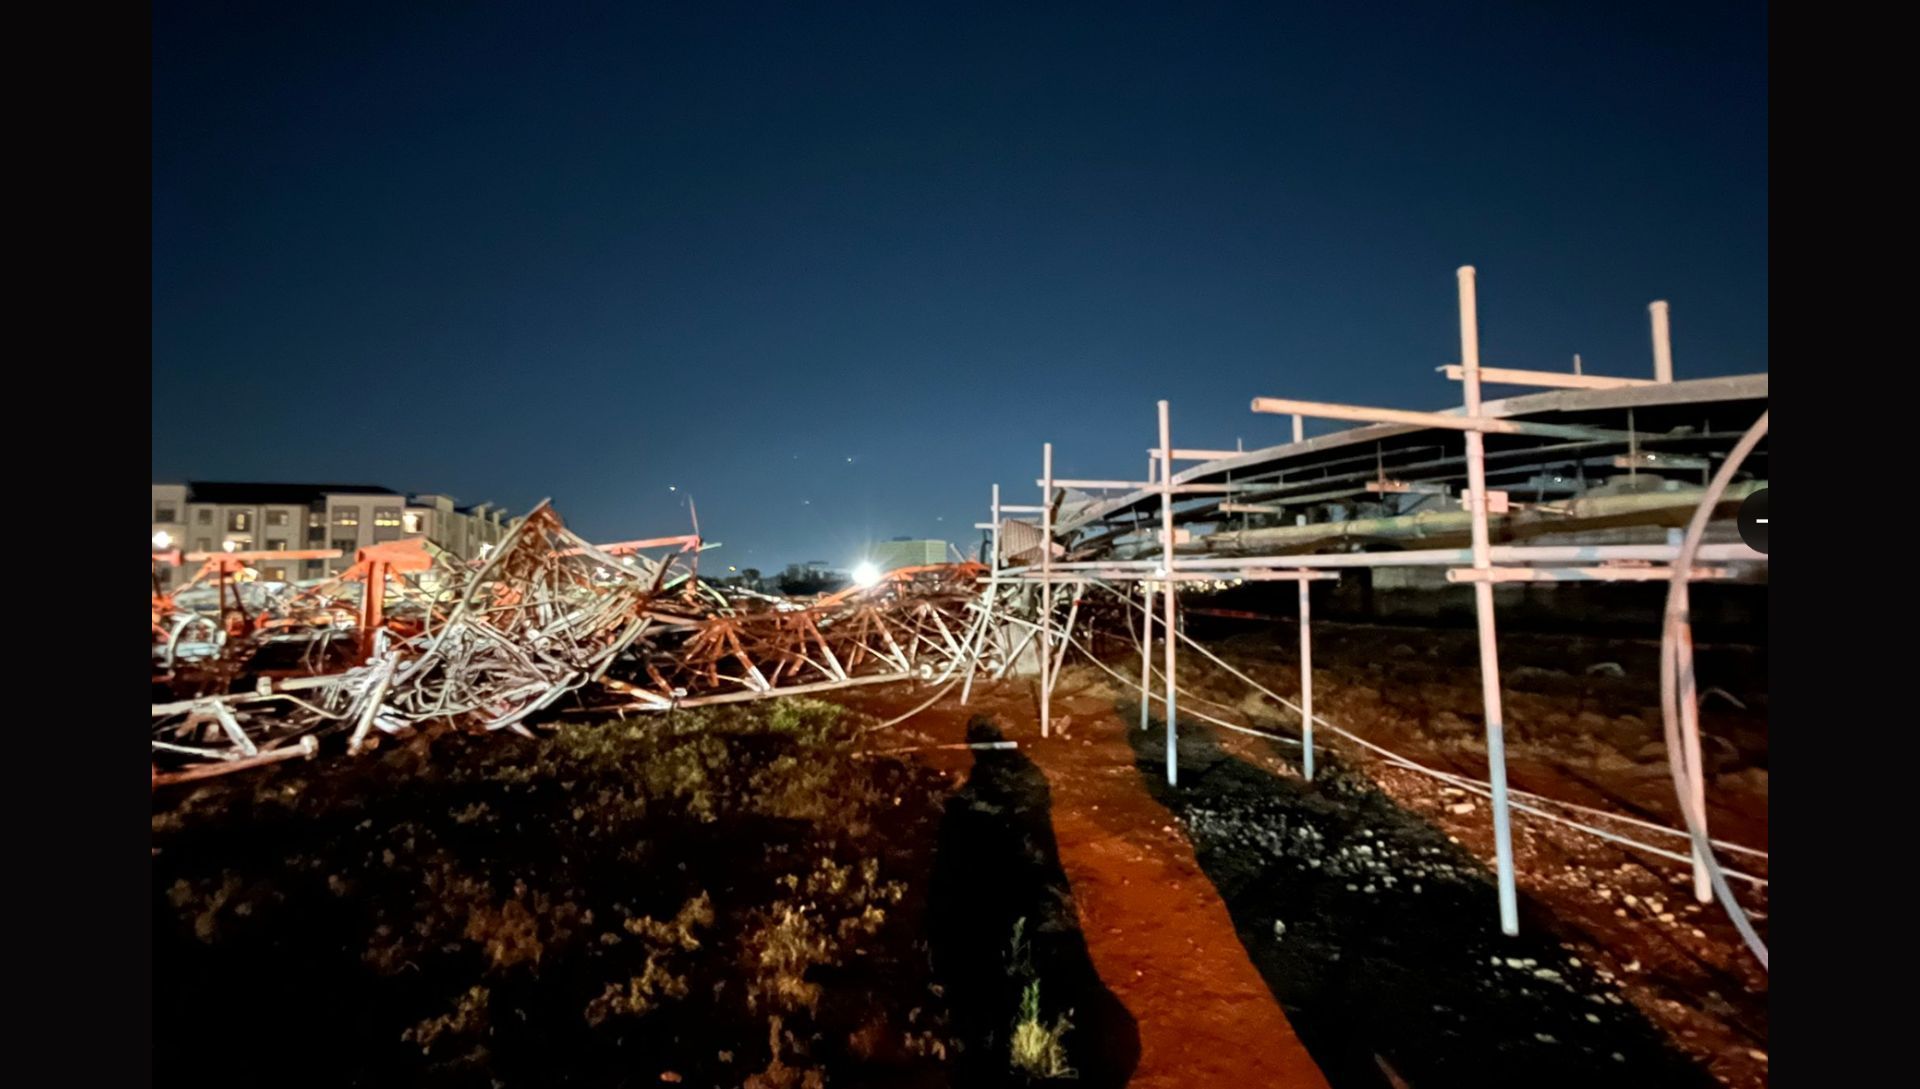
977,267 -> 1767,963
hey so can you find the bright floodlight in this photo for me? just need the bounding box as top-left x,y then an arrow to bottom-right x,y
852,561 -> 882,589
152,530 -> 173,550
222,540 -> 238,552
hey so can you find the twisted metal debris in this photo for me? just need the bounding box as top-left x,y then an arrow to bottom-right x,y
152,501 -> 992,784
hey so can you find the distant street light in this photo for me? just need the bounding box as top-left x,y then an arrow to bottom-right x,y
152,530 -> 173,551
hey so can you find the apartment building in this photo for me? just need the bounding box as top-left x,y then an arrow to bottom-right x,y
865,538 -> 954,572
151,482 -> 514,586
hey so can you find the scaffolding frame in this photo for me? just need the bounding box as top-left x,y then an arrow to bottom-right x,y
984,266 -> 1767,937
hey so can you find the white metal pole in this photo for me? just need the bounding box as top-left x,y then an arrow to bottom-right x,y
1040,444 -> 1053,739
1047,582 -> 1082,701
1292,413 -> 1305,444
1139,580 -> 1155,731
1460,265 -> 1520,937
1659,523 -> 1711,900
991,483 -> 1001,578
1298,564 -> 1314,781
1159,400 -> 1178,786
1676,610 -> 1712,902
963,483 -> 1001,706
1649,301 -> 1674,383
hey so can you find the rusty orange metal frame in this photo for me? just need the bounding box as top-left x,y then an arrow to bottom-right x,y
582,534 -> 702,555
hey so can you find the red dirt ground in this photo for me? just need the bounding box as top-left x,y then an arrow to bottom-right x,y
1172,623 -> 1769,1089
839,682 -> 1334,1089
830,618 -> 1766,1089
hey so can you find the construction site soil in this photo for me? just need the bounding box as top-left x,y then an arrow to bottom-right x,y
153,620 -> 1766,1089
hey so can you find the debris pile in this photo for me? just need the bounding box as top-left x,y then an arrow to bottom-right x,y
152,502 -> 990,784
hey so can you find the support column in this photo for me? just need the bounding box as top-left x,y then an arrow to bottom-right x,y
1040,444 -> 1053,739
962,484 -> 1000,706
1459,265 -> 1520,936
1649,300 -> 1674,383
1158,400 -> 1178,786
1676,610 -> 1712,902
1047,582 -> 1082,702
1662,526 -> 1712,901
356,559 -> 388,662
1139,580 -> 1155,731
1299,570 -> 1314,781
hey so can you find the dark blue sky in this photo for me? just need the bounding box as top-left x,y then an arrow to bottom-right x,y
152,2 -> 1767,572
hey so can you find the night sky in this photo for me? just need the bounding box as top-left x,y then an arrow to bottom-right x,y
152,2 -> 1767,573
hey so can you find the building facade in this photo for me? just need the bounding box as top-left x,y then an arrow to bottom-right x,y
151,482 -> 514,586
866,538 -> 953,572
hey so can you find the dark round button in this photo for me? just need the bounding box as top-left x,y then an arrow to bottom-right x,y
1736,488 -> 1768,554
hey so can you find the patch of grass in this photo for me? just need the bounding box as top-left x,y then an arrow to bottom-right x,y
153,697 -> 954,1087
403,984 -> 490,1056
1007,915 -> 1033,978
1002,916 -> 1074,1080
1009,978 -> 1075,1080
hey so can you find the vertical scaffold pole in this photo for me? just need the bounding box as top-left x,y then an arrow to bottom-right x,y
962,483 -> 1000,706
1661,523 -> 1712,903
1048,582 -> 1081,702
1299,568 -> 1314,781
1139,578 -> 1155,731
1158,400 -> 1178,786
1040,444 -> 1053,739
1459,265 -> 1520,937
1676,612 -> 1712,903
1649,300 -> 1675,384
1141,452 -> 1157,732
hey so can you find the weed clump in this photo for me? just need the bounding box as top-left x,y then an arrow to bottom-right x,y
1003,917 -> 1076,1080
1009,979 -> 1075,1079
403,985 -> 491,1055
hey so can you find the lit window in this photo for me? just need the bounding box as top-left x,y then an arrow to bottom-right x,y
266,539 -> 286,551
403,512 -> 424,533
263,567 -> 287,581
227,511 -> 250,532
266,510 -> 289,527
333,506 -> 360,527
373,507 -> 402,527
308,511 -> 325,528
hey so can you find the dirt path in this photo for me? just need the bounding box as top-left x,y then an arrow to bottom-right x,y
838,682 -> 1333,1089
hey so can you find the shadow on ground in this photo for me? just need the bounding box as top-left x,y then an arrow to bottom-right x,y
1126,708 -> 1717,1089
928,718 -> 1141,1087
